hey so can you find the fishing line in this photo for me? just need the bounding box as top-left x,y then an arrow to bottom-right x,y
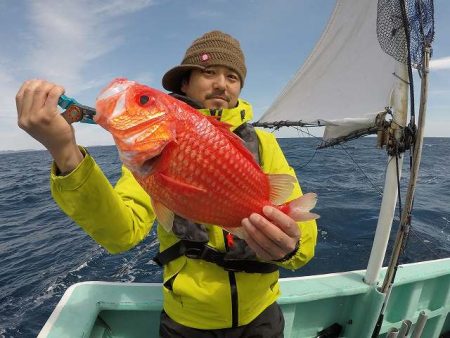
283,125 -> 385,194
293,127 -> 324,169
270,126 -> 321,170
297,150 -> 318,169
112,228 -> 159,279
338,143 -> 384,197
291,125 -> 322,141
409,228 -> 441,258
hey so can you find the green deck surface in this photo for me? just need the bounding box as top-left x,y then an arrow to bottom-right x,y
38,258 -> 450,338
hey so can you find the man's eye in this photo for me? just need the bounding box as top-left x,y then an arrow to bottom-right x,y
228,74 -> 239,81
203,69 -> 215,75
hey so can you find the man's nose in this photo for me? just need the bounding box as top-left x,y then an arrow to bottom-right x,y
212,74 -> 226,90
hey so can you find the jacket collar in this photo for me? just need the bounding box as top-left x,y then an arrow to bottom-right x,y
169,93 -> 254,131
198,99 -> 254,131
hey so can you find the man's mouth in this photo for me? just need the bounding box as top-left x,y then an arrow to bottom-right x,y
206,93 -> 230,102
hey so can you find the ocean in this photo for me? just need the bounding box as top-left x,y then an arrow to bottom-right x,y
1,137 -> 449,337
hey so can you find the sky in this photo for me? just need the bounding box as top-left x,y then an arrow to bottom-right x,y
1,0 -> 449,151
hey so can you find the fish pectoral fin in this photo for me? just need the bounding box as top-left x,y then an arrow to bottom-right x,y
268,174 -> 297,205
153,199 -> 175,233
157,173 -> 207,195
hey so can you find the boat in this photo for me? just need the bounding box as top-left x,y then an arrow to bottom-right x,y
38,0 -> 450,337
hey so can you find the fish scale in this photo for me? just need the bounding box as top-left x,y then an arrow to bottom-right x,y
155,125 -> 266,225
95,79 -> 318,231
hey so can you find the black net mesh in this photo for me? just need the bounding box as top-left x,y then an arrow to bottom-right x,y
377,0 -> 435,69
408,0 -> 435,67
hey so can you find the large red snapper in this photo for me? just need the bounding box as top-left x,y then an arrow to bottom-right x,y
94,78 -> 318,234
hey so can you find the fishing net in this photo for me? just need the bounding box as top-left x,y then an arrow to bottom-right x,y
377,0 -> 435,69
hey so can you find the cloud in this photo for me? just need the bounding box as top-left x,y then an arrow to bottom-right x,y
429,89 -> 450,95
0,0 -> 156,150
430,56 -> 450,70
133,72 -> 155,86
187,8 -> 222,19
24,0 -> 154,92
0,61 -> 21,134
93,0 -> 154,17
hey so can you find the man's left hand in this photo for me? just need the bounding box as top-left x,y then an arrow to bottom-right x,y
241,206 -> 300,261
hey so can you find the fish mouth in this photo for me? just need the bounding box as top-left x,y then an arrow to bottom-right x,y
95,79 -> 134,125
97,79 -> 134,101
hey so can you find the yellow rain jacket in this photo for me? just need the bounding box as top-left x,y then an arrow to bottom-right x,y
50,98 -> 317,329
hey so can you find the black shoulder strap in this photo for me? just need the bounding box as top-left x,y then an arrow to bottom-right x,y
233,123 -> 261,165
154,240 -> 278,274
154,96 -> 270,272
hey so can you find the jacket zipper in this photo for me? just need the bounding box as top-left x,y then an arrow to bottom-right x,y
209,109 -> 223,121
223,230 -> 238,327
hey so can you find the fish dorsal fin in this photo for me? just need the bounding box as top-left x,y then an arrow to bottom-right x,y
206,116 -> 261,171
268,174 -> 297,205
152,199 -> 175,233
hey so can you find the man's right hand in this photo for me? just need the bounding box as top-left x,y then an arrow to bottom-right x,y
16,79 -> 84,174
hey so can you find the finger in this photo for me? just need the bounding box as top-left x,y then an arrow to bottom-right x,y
18,80 -> 43,125
263,206 -> 300,238
242,218 -> 276,261
31,81 -> 58,117
16,81 -> 30,114
44,84 -> 65,114
16,80 -> 39,118
242,216 -> 287,259
248,212 -> 293,248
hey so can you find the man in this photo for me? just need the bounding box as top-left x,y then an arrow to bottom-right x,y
16,30 -> 317,337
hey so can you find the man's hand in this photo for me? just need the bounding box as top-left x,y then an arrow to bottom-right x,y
16,79 -> 84,173
241,206 -> 300,261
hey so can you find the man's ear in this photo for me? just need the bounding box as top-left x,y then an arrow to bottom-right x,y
180,74 -> 190,94
180,80 -> 187,94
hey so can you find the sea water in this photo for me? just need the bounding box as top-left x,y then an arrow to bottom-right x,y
1,137 -> 449,337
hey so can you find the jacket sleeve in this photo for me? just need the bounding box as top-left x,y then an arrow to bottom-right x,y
50,147 -> 156,254
256,131 -> 318,271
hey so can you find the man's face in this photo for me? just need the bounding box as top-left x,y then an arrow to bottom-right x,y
181,66 -> 241,109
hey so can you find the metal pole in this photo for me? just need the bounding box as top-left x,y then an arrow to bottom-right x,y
381,45 -> 431,293
364,62 -> 408,285
387,328 -> 399,338
398,319 -> 412,338
411,311 -> 428,338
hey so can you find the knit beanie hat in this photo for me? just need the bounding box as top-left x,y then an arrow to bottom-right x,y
162,30 -> 247,94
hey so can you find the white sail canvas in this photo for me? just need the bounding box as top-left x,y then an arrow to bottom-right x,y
259,0 -> 406,141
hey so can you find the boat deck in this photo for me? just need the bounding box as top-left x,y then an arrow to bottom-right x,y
38,258 -> 450,338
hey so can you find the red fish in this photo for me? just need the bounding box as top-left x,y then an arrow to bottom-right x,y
95,78 -> 318,234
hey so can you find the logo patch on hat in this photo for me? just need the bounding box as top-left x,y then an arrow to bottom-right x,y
200,53 -> 210,62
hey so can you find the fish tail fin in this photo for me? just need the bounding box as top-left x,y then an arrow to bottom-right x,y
286,192 -> 320,222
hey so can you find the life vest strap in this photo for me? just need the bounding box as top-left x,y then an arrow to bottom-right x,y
154,240 -> 278,274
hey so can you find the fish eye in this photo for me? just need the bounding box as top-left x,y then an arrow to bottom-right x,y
139,95 -> 150,105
